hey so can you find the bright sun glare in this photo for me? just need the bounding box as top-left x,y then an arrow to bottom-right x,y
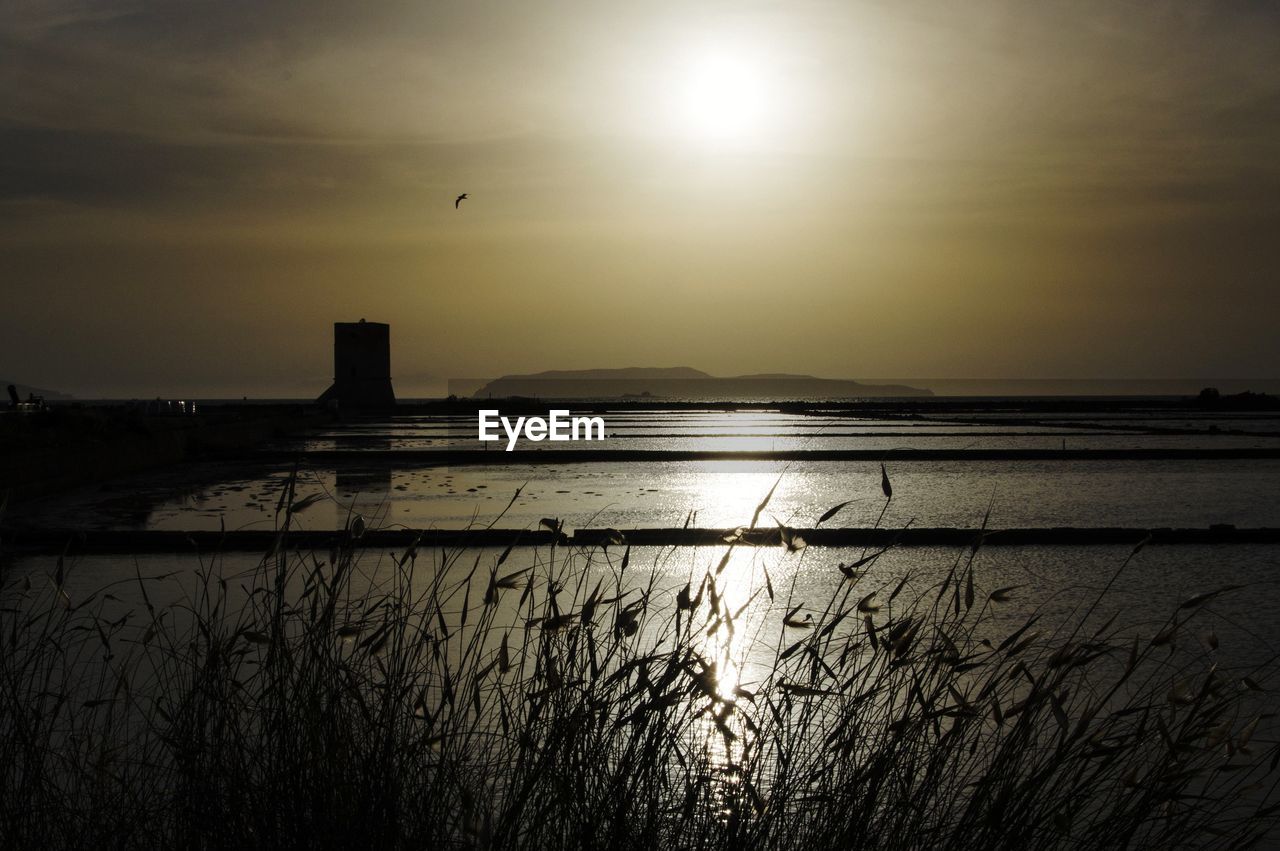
678,50 -> 773,144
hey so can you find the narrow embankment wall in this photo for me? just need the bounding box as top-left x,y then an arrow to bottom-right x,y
5,525 -> 1276,554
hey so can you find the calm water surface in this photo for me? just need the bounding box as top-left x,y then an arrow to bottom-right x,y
12,408 -> 1280,532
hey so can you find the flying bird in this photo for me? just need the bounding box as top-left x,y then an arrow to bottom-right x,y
455,193 -> 468,209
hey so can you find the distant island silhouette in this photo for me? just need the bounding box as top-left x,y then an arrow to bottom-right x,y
471,368 -> 932,400
1,380 -> 73,401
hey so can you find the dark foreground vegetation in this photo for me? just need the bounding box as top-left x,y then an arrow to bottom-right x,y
2,483 -> 1278,849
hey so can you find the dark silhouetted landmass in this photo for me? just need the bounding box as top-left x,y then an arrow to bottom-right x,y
1196,387 -> 1280,410
874,378 -> 1280,397
471,368 -> 931,399
0,404 -> 324,503
2,380 -> 73,400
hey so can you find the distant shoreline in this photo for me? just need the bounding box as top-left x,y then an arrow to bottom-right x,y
48,379 -> 1279,402
36,389 -> 1280,408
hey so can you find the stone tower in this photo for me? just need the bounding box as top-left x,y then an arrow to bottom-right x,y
317,319 -> 396,409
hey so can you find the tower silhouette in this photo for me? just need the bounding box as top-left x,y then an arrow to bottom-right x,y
317,319 -> 396,409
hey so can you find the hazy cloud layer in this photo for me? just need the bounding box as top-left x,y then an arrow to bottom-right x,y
2,0 -> 1278,396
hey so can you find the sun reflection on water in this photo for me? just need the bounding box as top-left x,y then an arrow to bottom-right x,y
681,540 -> 801,782
677,462 -> 797,528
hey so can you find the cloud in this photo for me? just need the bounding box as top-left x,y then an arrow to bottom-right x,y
1,0 -> 1279,393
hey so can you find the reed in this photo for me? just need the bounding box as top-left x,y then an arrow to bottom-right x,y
1,476 -> 1277,849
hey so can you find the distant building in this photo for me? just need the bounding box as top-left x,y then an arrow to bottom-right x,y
317,319 -> 396,409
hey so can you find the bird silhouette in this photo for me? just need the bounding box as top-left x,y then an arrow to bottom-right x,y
455,193 -> 468,209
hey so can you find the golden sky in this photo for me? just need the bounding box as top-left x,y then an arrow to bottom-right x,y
2,0 -> 1278,397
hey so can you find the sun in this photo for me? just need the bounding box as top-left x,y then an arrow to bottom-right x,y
678,49 -> 773,145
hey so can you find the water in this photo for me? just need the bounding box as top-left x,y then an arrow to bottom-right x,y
9,543 -> 1280,676
8,401 -> 1280,659
7,400 -> 1280,843
277,408 -> 1280,452
9,405 -> 1280,533
10,456 -> 1278,533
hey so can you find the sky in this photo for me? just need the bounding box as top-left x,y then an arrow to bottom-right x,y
2,0 -> 1278,398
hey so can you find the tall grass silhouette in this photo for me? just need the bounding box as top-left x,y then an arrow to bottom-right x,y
2,471 -> 1277,849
